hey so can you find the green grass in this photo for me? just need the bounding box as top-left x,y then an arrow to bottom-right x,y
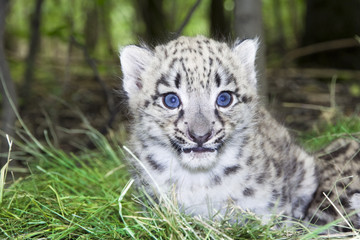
0,127 -> 298,239
1,116 -> 360,239
299,116 -> 360,152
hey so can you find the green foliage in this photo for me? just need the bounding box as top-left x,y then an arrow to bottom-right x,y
299,116 -> 360,152
0,130 -> 132,238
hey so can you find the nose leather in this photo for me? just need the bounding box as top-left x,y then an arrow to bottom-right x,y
187,111 -> 212,145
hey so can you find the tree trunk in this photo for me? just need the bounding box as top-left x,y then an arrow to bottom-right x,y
234,0 -> 267,104
135,0 -> 167,44
84,2 -> 99,53
0,0 -> 18,167
210,0 -> 231,40
301,0 -> 360,69
21,0 -> 44,104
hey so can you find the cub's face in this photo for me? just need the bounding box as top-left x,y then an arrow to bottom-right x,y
120,36 -> 259,171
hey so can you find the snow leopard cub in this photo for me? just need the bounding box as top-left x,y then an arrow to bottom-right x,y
120,35 -> 318,220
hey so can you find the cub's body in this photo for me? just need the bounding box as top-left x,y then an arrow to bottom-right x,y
120,36 -> 359,229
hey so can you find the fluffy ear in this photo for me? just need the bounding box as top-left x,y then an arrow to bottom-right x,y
119,45 -> 153,96
233,38 -> 258,67
232,39 -> 258,86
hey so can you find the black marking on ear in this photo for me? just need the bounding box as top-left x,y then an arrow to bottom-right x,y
175,73 -> 181,89
215,72 -> 221,88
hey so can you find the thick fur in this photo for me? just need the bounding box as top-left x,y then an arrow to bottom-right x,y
120,35 -> 359,227
306,138 -> 360,231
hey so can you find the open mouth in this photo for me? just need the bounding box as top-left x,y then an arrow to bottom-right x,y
183,147 -> 215,153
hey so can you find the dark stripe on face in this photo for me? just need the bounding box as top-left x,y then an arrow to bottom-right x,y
214,109 -> 224,125
170,138 -> 182,155
215,72 -> 221,88
225,73 -> 236,86
240,95 -> 252,103
156,74 -> 170,93
175,73 -> 181,89
174,109 -> 184,126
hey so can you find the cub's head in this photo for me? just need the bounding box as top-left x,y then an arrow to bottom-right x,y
120,36 -> 259,171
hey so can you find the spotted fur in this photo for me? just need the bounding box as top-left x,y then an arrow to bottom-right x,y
306,138 -> 360,231
119,36 -> 359,227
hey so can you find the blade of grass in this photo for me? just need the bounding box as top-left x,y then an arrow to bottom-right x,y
118,178 -> 136,239
0,135 -> 12,205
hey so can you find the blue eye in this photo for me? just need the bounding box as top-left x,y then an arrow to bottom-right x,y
163,93 -> 181,109
216,92 -> 232,107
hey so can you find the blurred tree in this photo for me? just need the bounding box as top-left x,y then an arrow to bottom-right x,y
272,0 -> 286,54
98,0 -> 114,55
135,0 -> 168,44
301,0 -> 360,69
210,0 -> 231,40
84,2 -> 99,53
0,0 -> 18,167
21,0 -> 44,105
234,0 -> 267,103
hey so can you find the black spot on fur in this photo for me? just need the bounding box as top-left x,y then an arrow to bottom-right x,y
243,187 -> 255,197
267,202 -> 275,209
310,217 -> 327,226
272,189 -> 280,200
240,95 -> 252,103
212,175 -> 222,185
321,204 -> 338,216
280,186 -> 288,206
209,58 -> 213,66
256,175 -> 265,184
246,156 -> 254,166
146,155 -> 164,172
321,143 -> 350,161
224,164 -> 241,176
144,100 -> 150,108
339,196 -> 350,208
